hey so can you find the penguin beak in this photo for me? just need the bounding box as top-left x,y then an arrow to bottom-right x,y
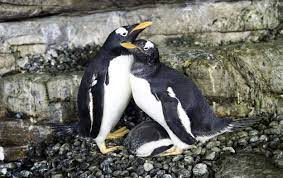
130,21 -> 153,33
120,42 -> 138,49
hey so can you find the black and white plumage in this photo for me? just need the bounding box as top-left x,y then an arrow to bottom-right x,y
0,146 -> 4,161
121,40 -> 257,153
124,120 -> 173,157
77,22 -> 152,154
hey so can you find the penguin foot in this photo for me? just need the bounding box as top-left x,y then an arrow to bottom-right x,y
106,127 -> 129,140
159,147 -> 183,156
99,143 -> 125,154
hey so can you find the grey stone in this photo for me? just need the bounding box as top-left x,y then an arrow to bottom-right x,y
237,131 -> 249,138
238,138 -> 248,146
205,141 -> 220,149
162,174 -> 172,178
192,163 -> 208,176
172,155 -> 183,162
222,147 -> 235,153
0,0 -> 279,59
0,168 -> 7,176
192,147 -> 202,156
249,136 -> 259,143
205,151 -> 216,160
20,170 -> 32,177
259,135 -> 268,142
0,72 -> 82,122
0,0 -> 183,21
184,156 -> 194,164
249,130 -> 259,136
216,153 -> 283,177
46,72 -> 83,102
143,162 -> 154,172
51,173 -> 63,178
0,54 -> 15,76
211,147 -> 221,153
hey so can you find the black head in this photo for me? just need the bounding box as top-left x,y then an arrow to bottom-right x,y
102,22 -> 152,56
120,39 -> 160,65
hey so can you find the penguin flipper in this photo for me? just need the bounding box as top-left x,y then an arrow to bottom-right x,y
155,91 -> 196,145
77,72 -> 104,138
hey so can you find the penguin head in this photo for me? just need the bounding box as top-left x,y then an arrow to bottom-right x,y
120,39 -> 159,65
102,22 -> 152,56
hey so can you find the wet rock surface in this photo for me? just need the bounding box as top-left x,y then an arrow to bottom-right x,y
0,114 -> 282,178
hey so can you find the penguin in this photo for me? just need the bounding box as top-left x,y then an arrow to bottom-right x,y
120,40 -> 257,156
77,22 -> 152,154
124,120 -> 173,157
0,146 -> 4,161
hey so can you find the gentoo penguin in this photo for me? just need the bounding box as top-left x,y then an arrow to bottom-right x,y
124,120 -> 173,157
77,22 -> 152,154
121,40 -> 257,156
0,146 -> 4,161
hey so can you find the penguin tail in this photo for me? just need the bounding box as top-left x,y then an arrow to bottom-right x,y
228,118 -> 260,132
46,122 -> 78,137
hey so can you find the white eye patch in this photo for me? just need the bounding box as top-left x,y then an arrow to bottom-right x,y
144,41 -> 154,50
115,27 -> 128,36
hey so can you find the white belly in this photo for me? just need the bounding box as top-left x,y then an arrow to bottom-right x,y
130,74 -> 189,149
95,55 -> 133,143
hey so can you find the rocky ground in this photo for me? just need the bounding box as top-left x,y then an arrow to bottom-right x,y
0,107 -> 282,178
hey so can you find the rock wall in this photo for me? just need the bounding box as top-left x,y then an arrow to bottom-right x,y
0,0 -> 282,153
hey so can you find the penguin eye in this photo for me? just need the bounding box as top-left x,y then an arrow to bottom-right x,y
115,28 -> 128,37
121,32 -> 128,37
143,41 -> 154,51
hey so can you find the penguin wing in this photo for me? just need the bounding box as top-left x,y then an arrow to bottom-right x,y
153,88 -> 196,145
78,72 -> 105,138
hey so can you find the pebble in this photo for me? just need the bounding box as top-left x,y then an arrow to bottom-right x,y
162,174 -> 172,178
0,168 -> 7,175
51,173 -> 64,178
179,169 -> 191,177
222,147 -> 235,153
206,141 -> 220,149
249,136 -> 259,143
73,140 -> 81,147
192,147 -> 202,156
205,151 -> 216,160
269,121 -> 278,127
249,130 -> 259,136
2,162 -> 17,169
184,156 -> 194,164
237,131 -> 248,138
211,147 -> 221,152
172,155 -> 183,162
20,170 -> 33,177
238,138 -> 248,146
259,135 -> 268,142
192,163 -> 208,176
1,110 -> 282,178
143,162 -> 154,172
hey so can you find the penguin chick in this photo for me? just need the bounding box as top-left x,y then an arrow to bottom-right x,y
77,22 -> 152,154
121,40 -> 258,156
124,120 -> 173,157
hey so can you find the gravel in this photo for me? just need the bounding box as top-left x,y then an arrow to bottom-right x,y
192,163 -> 208,176
13,44 -> 100,73
143,162 -> 154,172
0,114 -> 282,178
